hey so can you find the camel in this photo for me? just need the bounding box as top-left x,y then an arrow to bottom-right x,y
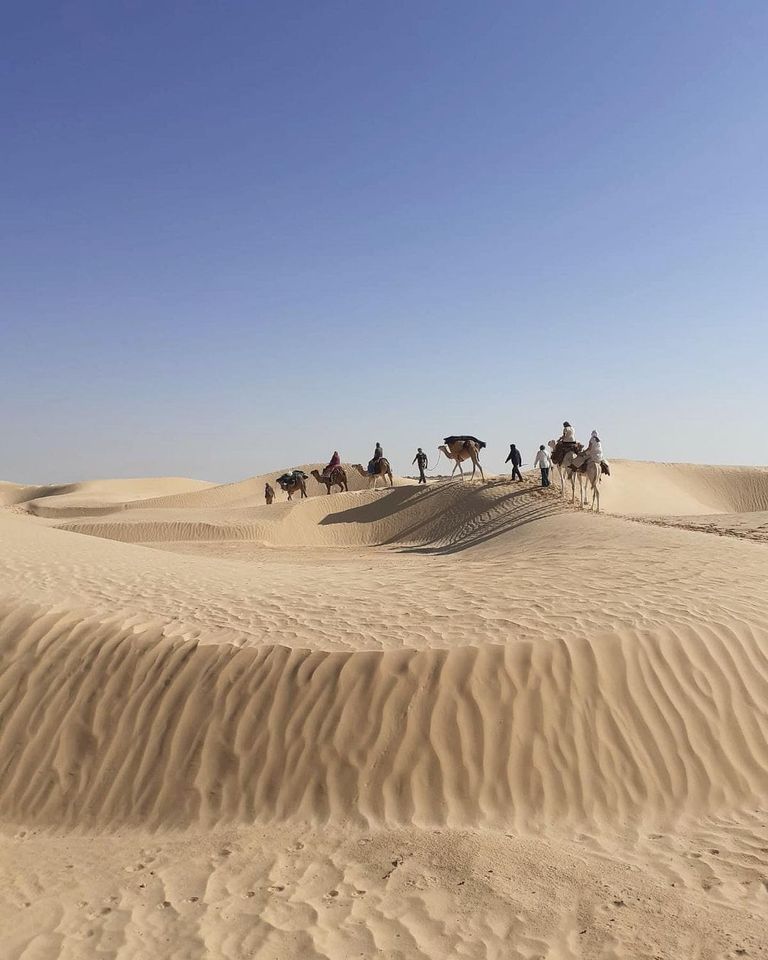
437,440 -> 485,481
548,441 -> 602,511
277,476 -> 307,501
569,459 -> 602,512
353,458 -> 393,489
311,466 -> 349,494
548,440 -> 581,502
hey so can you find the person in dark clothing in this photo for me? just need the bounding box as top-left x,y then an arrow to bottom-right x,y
368,442 -> 384,475
505,443 -> 523,481
412,447 -> 428,484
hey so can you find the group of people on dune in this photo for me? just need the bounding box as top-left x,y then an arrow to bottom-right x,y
264,424 -> 606,502
524,422 -> 605,488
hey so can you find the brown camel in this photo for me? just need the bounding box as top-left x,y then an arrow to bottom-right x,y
310,466 -> 349,494
353,458 -> 393,489
277,476 -> 307,501
437,440 -> 485,481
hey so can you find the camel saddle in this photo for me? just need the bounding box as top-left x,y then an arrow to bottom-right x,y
551,440 -> 578,465
443,435 -> 486,450
571,459 -> 611,476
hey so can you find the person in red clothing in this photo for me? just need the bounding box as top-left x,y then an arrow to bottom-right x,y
323,451 -> 341,478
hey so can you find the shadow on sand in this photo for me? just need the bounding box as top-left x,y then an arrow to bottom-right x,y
318,478 -> 566,555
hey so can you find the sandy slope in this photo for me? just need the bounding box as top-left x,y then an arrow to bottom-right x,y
599,460 -> 768,515
2,477 -> 215,516
2,461 -> 768,959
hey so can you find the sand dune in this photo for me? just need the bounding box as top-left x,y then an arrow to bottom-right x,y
2,594 -> 767,831
3,477 -> 215,517
51,459 -> 768,550
2,462 -> 768,958
600,460 -> 768,515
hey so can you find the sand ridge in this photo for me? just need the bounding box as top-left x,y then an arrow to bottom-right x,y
2,596 -> 767,832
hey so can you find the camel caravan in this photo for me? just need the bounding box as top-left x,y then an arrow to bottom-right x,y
265,423 -> 609,511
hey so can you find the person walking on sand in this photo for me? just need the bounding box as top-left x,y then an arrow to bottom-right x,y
534,445 -> 551,487
412,447 -> 428,484
265,482 -> 275,505
505,443 -> 523,481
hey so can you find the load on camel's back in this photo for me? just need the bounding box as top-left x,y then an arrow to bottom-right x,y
276,470 -> 308,501
438,435 -> 486,480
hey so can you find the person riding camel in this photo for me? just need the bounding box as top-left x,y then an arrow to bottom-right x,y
573,431 -> 610,474
586,431 -> 603,462
552,421 -> 579,465
368,442 -> 384,475
323,451 -> 341,479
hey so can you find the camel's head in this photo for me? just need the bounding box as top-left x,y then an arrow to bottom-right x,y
437,444 -> 449,456
310,469 -> 321,479
548,440 -> 557,451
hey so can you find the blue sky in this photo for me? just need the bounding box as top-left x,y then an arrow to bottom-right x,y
2,1 -> 766,481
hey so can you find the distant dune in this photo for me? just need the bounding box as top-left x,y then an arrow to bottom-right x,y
2,476 -> 215,516
599,460 -> 768,515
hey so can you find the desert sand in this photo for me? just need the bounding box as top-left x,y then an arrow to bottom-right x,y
2,460 -> 768,959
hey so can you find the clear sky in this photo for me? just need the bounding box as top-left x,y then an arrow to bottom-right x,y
3,1 -> 767,482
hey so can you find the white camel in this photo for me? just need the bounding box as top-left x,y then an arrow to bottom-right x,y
548,440 -> 602,511
548,440 -> 580,502
576,459 -> 602,512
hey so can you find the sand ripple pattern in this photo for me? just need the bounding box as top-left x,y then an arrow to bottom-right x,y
2,600 -> 767,831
